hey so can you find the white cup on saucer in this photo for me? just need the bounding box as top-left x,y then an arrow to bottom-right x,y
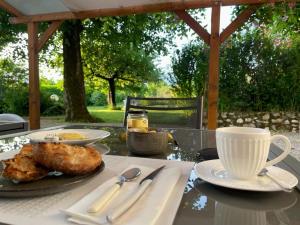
216,127 -> 291,180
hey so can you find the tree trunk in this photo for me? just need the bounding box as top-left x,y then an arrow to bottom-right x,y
62,20 -> 93,122
108,78 -> 116,109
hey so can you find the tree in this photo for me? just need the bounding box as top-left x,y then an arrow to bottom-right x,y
220,3 -> 300,111
80,14 -> 187,107
169,4 -> 299,110
0,9 -> 26,52
0,58 -> 27,87
83,42 -> 159,108
169,41 -> 209,97
169,30 -> 300,111
219,31 -> 300,111
0,58 -> 28,114
143,81 -> 173,97
232,3 -> 299,41
0,10 -> 195,121
62,20 -> 94,121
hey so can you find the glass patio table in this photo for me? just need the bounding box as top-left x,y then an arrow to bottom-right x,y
0,124 -> 299,225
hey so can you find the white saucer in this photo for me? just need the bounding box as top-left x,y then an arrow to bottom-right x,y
194,159 -> 298,192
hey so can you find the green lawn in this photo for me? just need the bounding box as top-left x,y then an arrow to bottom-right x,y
88,106 -> 192,125
88,106 -> 124,123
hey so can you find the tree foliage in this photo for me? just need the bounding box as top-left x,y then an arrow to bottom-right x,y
82,35 -> 159,107
0,58 -> 27,86
0,58 -> 28,113
1,11 -> 185,118
0,58 -> 65,115
233,3 -> 299,41
81,14 -> 184,107
169,41 -> 209,97
169,4 -> 299,111
0,10 -> 26,51
169,31 -> 300,111
219,30 -> 300,111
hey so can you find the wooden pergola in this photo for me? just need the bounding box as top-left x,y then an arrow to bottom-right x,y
0,0 -> 294,130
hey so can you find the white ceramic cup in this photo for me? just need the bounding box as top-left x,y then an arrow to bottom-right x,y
216,127 -> 291,180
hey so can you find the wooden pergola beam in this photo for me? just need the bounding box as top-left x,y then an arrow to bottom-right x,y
0,0 -> 23,16
28,22 -> 40,130
174,10 -> 210,45
220,5 -> 260,43
37,21 -> 63,52
207,4 -> 221,130
9,0 -> 292,24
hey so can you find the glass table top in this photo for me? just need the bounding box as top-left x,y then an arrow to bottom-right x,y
0,124 -> 299,225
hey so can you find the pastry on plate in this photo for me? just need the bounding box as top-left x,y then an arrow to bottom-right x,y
33,143 -> 102,175
1,144 -> 49,182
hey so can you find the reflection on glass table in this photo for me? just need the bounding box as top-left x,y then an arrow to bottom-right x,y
174,170 -> 299,225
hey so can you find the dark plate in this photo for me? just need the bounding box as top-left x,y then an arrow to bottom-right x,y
0,161 -> 105,198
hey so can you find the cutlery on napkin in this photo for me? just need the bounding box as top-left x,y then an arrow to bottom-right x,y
62,165 -> 181,225
88,168 -> 141,213
107,165 -> 165,223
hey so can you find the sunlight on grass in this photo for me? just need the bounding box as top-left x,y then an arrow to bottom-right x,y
89,107 -> 124,123
88,106 -> 194,125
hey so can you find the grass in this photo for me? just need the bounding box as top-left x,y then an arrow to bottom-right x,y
37,106 -> 193,128
88,106 -> 124,123
88,106 -> 193,125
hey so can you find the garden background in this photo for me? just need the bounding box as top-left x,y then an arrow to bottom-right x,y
0,4 -> 299,129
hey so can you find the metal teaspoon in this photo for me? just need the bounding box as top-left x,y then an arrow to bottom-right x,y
258,168 -> 293,192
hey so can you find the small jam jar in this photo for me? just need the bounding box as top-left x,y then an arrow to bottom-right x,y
127,110 -> 148,131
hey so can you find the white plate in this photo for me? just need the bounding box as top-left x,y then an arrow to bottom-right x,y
194,159 -> 298,192
26,129 -> 110,145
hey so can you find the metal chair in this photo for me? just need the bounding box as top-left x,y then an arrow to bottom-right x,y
123,96 -> 204,129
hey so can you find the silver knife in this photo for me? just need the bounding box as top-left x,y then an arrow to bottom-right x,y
106,165 -> 165,223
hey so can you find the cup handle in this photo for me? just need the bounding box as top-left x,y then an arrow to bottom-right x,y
265,135 -> 291,168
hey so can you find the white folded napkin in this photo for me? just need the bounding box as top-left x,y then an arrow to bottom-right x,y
62,165 -> 181,225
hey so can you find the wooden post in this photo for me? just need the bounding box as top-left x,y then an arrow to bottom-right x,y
207,4 -> 221,130
28,22 -> 40,129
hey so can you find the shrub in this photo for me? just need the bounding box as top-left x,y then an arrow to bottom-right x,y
0,100 -> 8,114
89,91 -> 107,106
40,87 -> 65,116
42,104 -> 65,116
4,87 -> 29,115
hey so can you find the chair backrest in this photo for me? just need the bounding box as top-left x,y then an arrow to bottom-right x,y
123,96 -> 204,129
